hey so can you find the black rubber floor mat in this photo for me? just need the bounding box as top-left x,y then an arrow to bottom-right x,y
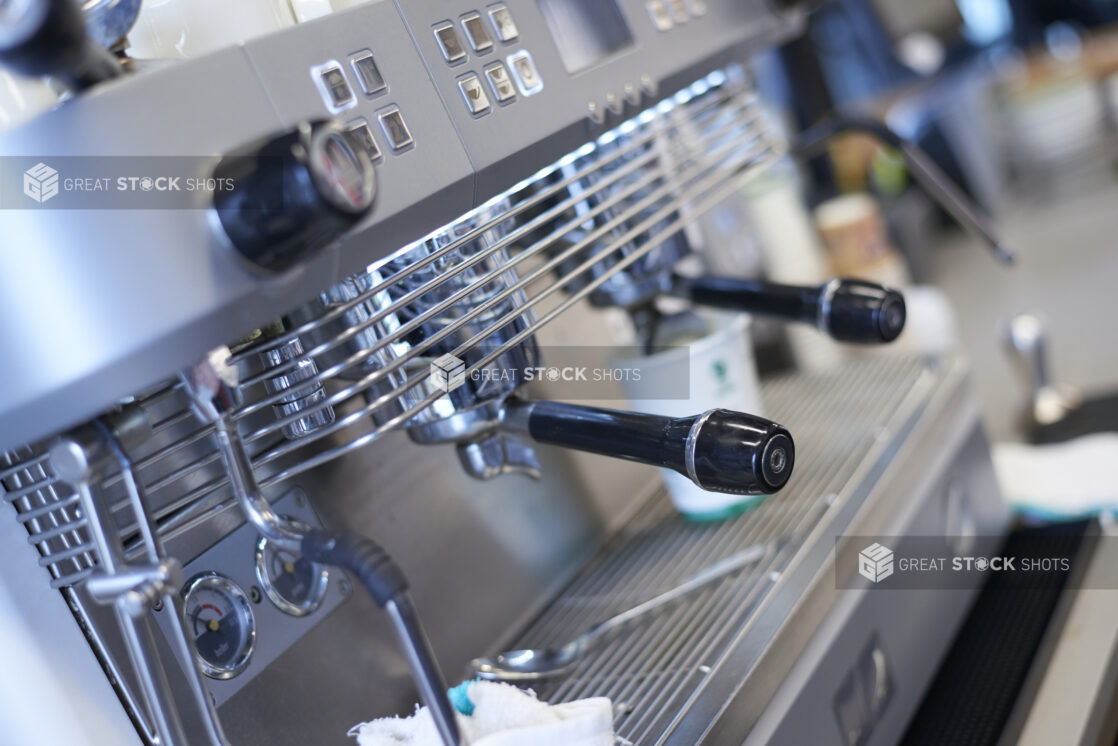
900,522 -> 1089,746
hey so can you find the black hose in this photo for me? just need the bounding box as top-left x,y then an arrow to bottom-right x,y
301,529 -> 407,607
300,529 -> 463,746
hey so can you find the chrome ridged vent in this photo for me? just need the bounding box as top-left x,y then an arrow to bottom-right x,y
505,355 -> 940,745
1,66 -> 785,588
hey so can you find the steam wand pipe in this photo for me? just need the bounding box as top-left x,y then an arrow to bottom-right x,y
181,348 -> 465,746
795,115 -> 1015,266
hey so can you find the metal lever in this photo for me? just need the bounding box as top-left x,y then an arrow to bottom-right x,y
502,400 -> 794,495
181,348 -> 305,552
671,275 -> 906,344
0,0 -> 122,92
49,408 -> 228,746
1005,313 -> 1080,427
182,348 -> 465,746
796,115 -> 1015,265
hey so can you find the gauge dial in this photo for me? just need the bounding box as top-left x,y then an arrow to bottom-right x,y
182,573 -> 256,680
255,533 -> 329,617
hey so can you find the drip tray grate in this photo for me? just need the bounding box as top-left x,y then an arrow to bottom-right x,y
501,355 -> 943,744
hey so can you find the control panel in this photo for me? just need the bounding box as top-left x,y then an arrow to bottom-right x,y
154,488 -> 350,706
392,0 -> 795,198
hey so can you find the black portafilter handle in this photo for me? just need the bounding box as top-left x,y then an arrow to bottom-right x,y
503,400 -> 794,495
671,275 -> 906,344
0,0 -> 122,91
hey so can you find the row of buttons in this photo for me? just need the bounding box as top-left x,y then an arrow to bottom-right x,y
312,51 -> 387,114
311,52 -> 413,156
456,51 -> 542,116
647,0 -> 707,32
434,4 -> 519,65
344,106 -> 414,161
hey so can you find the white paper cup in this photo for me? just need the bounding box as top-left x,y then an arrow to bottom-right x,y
615,311 -> 767,521
127,0 -> 297,59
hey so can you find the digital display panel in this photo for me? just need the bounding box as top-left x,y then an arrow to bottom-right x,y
537,0 -> 636,74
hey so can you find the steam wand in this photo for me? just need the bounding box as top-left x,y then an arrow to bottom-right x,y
182,348 -> 465,746
795,115 -> 1015,265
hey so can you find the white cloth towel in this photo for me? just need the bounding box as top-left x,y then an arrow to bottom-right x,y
993,433 -> 1118,519
350,681 -> 614,746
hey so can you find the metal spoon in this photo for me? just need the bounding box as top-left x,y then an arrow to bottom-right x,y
470,543 -> 769,682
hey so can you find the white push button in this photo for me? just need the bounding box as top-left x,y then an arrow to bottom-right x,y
668,0 -> 689,23
485,63 -> 516,103
487,5 -> 519,42
312,62 -> 355,112
508,50 -> 542,96
350,52 -> 386,96
647,0 -> 673,31
345,120 -> 382,161
378,107 -> 414,152
461,13 -> 494,53
458,73 -> 491,115
433,22 -> 467,64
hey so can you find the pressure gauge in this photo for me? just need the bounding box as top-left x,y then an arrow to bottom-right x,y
255,534 -> 329,617
182,573 -> 256,680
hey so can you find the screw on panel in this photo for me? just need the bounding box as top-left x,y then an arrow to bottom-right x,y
587,101 -> 605,126
605,91 -> 622,115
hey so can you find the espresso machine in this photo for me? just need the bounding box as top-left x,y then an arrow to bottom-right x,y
0,1 -> 1009,745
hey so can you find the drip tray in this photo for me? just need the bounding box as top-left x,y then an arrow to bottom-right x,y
493,355 -> 949,745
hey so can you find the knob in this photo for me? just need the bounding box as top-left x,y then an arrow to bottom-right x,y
0,0 -> 122,91
503,400 -> 794,495
212,120 -> 376,274
672,275 -> 906,344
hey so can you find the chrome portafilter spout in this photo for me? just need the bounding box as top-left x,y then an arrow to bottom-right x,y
181,348 -> 465,746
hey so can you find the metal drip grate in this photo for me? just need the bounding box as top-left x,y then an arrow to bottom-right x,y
504,355 -> 941,745
1,66 -> 786,588
0,448 -> 95,587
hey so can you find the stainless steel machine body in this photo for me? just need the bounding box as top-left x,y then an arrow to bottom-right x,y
0,1 -> 1008,745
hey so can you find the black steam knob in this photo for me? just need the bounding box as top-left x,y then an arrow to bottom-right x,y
0,0 -> 122,90
823,278 -> 906,343
671,275 -> 906,344
212,120 -> 376,274
503,400 -> 794,495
